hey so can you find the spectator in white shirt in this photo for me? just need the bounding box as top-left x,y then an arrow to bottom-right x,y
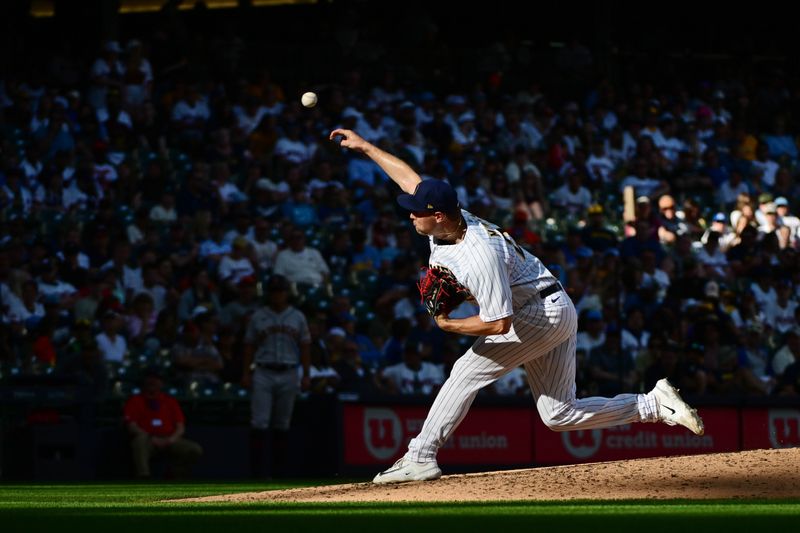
694,231 -> 730,279
149,191 -> 178,224
551,170 -> 592,216
37,259 -> 77,306
274,123 -> 316,165
234,95 -> 268,138
621,308 -> 650,362
217,237 -> 255,291
701,213 -> 736,252
751,144 -> 779,189
750,270 -> 777,313
585,140 -> 615,184
88,41 -> 124,110
764,280 -> 798,335
213,162 -> 247,204
1,169 -> 34,215
95,309 -> 128,363
171,86 -> 210,139
100,240 -> 143,300
247,218 -> 278,273
378,342 -> 444,395
121,40 -> 153,109
273,229 -> 330,288
772,328 -> 800,378
4,279 -> 46,326
776,197 -> 800,245
492,366 -> 530,396
576,309 -> 606,357
757,202 -> 780,234
360,108 -> 390,144
657,116 -> 686,164
620,158 -> 669,199
716,169 -> 750,208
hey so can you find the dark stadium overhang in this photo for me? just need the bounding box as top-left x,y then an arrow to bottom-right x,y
30,0 -> 318,18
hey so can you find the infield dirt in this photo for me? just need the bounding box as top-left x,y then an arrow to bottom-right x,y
179,447 -> 800,503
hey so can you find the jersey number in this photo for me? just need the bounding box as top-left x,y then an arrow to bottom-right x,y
483,224 -> 525,259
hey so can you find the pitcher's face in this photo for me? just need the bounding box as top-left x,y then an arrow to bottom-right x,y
409,211 -> 437,236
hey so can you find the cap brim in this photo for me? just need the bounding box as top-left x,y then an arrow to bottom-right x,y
397,193 -> 432,212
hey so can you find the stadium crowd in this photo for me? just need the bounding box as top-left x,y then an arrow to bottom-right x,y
2,16 -> 800,406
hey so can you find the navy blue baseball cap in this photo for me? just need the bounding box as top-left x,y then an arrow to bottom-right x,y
397,180 -> 459,213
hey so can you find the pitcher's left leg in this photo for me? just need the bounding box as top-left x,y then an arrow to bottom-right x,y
524,334 -> 658,431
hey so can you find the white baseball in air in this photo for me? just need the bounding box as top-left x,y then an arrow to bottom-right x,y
301,91 -> 318,108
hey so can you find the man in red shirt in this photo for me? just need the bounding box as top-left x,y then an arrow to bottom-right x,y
123,368 -> 203,478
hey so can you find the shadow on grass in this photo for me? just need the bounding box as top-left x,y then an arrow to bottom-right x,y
6,500 -> 800,533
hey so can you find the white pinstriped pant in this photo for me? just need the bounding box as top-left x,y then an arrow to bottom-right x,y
405,290 -> 657,463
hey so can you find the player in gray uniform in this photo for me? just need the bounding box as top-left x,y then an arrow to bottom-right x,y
242,274 -> 311,477
329,128 -> 705,484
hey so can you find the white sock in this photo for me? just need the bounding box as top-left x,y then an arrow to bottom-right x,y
637,392 -> 660,422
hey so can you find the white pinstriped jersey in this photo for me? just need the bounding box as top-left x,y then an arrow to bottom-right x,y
428,210 -> 557,322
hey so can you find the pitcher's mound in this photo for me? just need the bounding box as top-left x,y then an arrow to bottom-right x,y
182,448 -> 800,503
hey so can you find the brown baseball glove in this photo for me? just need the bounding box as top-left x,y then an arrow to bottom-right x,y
417,265 -> 470,317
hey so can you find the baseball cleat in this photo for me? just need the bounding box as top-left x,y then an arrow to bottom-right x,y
372,457 -> 442,484
652,378 -> 705,435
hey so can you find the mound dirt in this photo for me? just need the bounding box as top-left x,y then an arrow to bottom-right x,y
180,447 -> 800,503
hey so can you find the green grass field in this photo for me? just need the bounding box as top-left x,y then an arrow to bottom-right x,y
1,483 -> 799,532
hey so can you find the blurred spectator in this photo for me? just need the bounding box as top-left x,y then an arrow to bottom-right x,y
177,268 -> 221,323
217,236 -> 255,291
281,182 -> 319,228
576,309 -> 605,356
247,218 -> 278,273
377,341 -> 444,395
644,340 -> 706,394
621,219 -> 663,261
716,169 -> 749,208
580,204 -> 616,252
95,309 -> 127,363
59,333 -> 109,399
149,191 -> 178,224
171,85 -> 210,143
492,366 -> 529,396
273,228 -> 330,288
656,194 -> 687,245
126,292 -> 157,348
121,39 -> 153,110
772,328 -> 800,378
621,308 -> 650,363
219,275 -> 259,333
764,279 -> 798,335
172,311 -> 223,387
736,322 -> 774,395
762,117 -> 798,162
749,268 -> 777,313
305,328 -> 340,395
550,169 -> 591,216
4,279 -> 45,326
698,317 -> 740,394
88,41 -> 124,110
274,123 -> 317,166
589,326 -> 637,396
333,339 -> 378,395
695,231 -> 730,280
123,368 -> 203,479
777,359 -> 800,396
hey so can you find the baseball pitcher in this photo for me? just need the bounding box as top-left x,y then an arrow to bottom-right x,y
329,128 -> 704,484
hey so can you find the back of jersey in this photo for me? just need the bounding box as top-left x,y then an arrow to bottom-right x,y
462,211 -> 555,291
